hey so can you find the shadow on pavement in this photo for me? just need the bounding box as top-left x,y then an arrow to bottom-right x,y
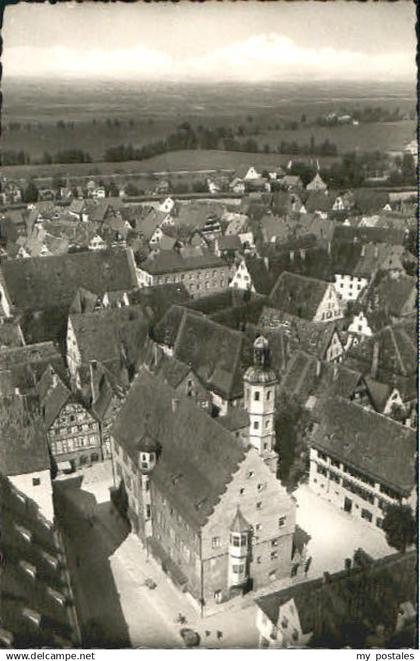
54,482 -> 131,648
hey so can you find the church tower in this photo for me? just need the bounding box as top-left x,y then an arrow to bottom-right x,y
243,336 -> 278,473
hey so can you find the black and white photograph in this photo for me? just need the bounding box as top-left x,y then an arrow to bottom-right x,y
0,0 -> 417,652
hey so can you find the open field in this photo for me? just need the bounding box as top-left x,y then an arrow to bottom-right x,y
2,78 -> 415,164
1,149 -> 341,185
256,120 -> 415,154
3,119 -> 415,164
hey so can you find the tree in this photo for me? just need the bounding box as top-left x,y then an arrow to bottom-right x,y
23,180 -> 39,203
275,393 -> 310,491
382,503 -> 416,553
107,182 -> 120,198
52,174 -> 65,192
389,403 -> 407,424
401,153 -> 416,185
124,182 -> 140,197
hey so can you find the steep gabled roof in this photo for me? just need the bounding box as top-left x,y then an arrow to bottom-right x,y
0,321 -> 25,349
278,351 -> 362,404
370,275 -> 417,318
173,311 -> 253,400
127,283 -> 191,323
256,550 -> 417,647
111,368 -> 247,529
0,342 -> 67,388
69,287 -> 102,315
0,394 -> 50,476
152,305 -> 202,347
142,342 -> 192,390
0,248 -> 138,312
259,308 -> 338,360
270,271 -> 331,320
311,396 -> 416,494
139,249 -> 226,275
344,317 -> 416,381
243,256 -> 284,295
69,305 -> 149,371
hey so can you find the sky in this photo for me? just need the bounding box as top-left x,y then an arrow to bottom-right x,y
2,1 -> 417,82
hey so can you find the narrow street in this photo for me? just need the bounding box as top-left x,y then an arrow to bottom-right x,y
53,467 -> 260,648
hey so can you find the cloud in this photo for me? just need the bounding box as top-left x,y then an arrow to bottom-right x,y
186,33 -> 414,81
3,32 -> 415,81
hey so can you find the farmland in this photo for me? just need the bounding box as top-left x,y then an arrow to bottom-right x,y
1,77 -> 416,170
1,150 -> 343,186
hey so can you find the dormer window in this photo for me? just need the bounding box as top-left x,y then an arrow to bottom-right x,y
19,560 -> 37,579
22,608 -> 41,627
14,524 -> 32,543
0,628 -> 13,647
47,587 -> 66,606
40,550 -> 59,569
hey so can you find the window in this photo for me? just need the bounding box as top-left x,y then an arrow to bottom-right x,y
269,570 -> 276,581
329,470 -> 340,484
256,501 -> 262,510
271,551 -> 278,560
232,564 -> 244,574
317,450 -> 328,462
212,536 -> 221,549
239,487 -> 245,495
145,505 -> 151,520
253,421 -> 259,430
32,477 -> 41,487
247,470 -> 254,479
376,518 -> 383,528
256,556 -> 262,564
271,538 -> 279,547
266,390 -> 271,401
278,516 -> 286,528
265,420 -> 270,429
257,482 -> 266,492
254,391 -> 260,401
361,508 -> 372,522
231,533 -> 247,547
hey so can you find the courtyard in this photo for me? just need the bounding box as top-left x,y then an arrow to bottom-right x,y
55,464 -> 394,649
294,483 -> 393,577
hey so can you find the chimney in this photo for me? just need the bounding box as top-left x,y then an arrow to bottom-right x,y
316,360 -> 322,378
263,256 -> 270,271
371,341 -> 380,379
89,360 -> 99,403
153,342 -> 160,369
171,398 -> 180,414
